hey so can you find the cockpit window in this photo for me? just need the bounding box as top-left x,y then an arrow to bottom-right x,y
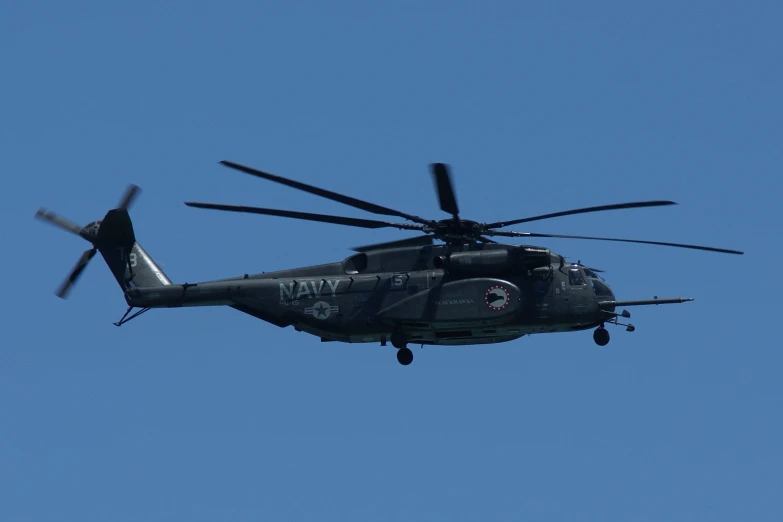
578,265 -> 614,297
568,268 -> 586,286
591,279 -> 614,297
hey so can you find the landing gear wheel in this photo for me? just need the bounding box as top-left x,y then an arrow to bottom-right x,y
390,331 -> 407,349
593,327 -> 610,346
396,347 -> 413,366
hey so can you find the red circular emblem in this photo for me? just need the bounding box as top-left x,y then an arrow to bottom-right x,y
484,285 -> 510,310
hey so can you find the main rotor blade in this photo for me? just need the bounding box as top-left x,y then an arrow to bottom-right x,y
488,230 -> 744,255
352,234 -> 434,252
219,160 -> 430,225
184,202 -> 425,231
117,184 -> 141,210
56,248 -> 97,299
484,200 -> 677,229
431,163 -> 459,217
34,208 -> 84,236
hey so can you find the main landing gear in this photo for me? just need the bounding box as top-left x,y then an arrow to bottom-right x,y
390,331 -> 413,366
397,347 -> 413,365
593,326 -> 610,346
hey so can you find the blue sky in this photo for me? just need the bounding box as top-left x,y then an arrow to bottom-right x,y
2,1 -> 781,520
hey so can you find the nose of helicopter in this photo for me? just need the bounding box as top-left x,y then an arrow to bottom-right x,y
590,277 -> 615,301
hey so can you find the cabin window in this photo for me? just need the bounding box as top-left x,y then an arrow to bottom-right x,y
533,279 -> 548,296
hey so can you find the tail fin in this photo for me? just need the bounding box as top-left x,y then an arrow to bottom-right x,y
34,184 -> 171,300
95,208 -> 171,290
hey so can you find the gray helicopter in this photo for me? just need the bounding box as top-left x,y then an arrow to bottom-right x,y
35,161 -> 743,365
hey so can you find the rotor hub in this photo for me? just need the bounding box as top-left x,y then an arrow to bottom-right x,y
429,218 -> 483,242
81,220 -> 102,240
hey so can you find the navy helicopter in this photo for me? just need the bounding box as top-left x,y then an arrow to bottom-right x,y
35,161 -> 743,365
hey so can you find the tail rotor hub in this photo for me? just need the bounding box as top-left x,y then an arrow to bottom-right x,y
80,220 -> 102,241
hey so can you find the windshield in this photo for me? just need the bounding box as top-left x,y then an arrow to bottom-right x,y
591,279 -> 613,298
568,268 -> 586,285
579,266 -> 614,298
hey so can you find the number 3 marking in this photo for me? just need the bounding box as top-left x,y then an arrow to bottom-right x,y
117,247 -> 138,268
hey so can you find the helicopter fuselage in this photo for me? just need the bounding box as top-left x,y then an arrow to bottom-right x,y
125,242 -> 620,347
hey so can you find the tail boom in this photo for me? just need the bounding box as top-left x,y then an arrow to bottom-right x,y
125,282 -> 234,308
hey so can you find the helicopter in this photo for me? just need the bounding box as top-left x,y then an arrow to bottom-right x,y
35,161 -> 743,366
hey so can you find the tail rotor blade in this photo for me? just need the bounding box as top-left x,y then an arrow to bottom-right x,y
55,248 -> 97,299
431,163 -> 459,218
34,209 -> 84,236
117,184 -> 141,210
